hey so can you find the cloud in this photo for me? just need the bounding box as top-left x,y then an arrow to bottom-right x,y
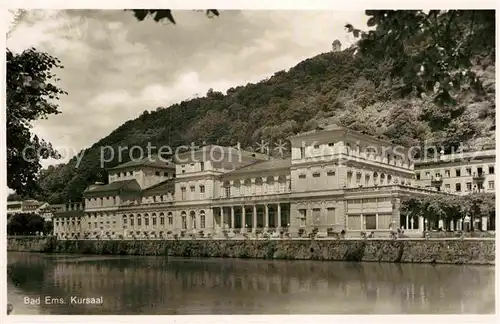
7,9 -> 368,169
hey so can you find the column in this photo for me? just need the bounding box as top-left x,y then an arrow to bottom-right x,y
252,205 -> 257,232
277,204 -> 282,230
375,213 -> 379,230
406,214 -> 409,230
418,216 -> 424,231
220,207 -> 224,230
360,214 -> 364,230
231,206 -> 235,231
264,204 -> 269,229
242,205 -> 246,229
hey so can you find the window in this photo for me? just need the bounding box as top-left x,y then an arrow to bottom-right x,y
181,213 -> 187,229
445,184 -> 451,191
466,182 -> 472,191
477,167 -> 483,175
416,172 -> 420,180
298,209 -> 307,227
466,168 -> 472,176
327,170 -> 335,176
455,183 -> 461,192
130,217 -> 134,226
224,187 -> 231,198
190,186 -> 195,192
328,142 -> 335,147
155,171 -> 160,176
94,222 -> 98,228
299,147 -> 305,158
425,172 -> 430,177
168,213 -> 173,225
312,173 -> 320,178
129,171 -> 133,176
298,174 -> 306,179
200,162 -> 205,171
164,172 -> 168,177
445,170 -> 450,177
123,216 -> 127,225
181,187 -> 186,200
152,217 -> 157,226
456,169 -> 461,177
489,181 -> 494,190
137,216 -> 142,226
313,144 -> 320,149
200,185 -> 205,199
160,215 -> 165,226
489,166 -> 494,174
200,211 -> 206,229
182,170 -> 186,174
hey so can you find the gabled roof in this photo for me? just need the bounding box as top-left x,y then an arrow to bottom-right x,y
108,154 -> 174,171
83,179 -> 142,196
142,179 -> 175,194
223,158 -> 291,177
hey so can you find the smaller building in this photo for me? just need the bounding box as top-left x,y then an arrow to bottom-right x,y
414,149 -> 495,195
7,200 -> 49,217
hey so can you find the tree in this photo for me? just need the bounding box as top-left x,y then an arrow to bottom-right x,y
6,48 -> 66,197
7,213 -> 45,235
347,10 -> 495,106
127,9 -> 219,24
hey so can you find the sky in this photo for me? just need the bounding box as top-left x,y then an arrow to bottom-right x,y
7,9 -> 368,169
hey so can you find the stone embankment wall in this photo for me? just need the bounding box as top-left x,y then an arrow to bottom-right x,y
7,237 -> 495,265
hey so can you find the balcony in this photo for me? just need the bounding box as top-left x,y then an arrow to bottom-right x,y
473,173 -> 485,182
430,175 -> 443,188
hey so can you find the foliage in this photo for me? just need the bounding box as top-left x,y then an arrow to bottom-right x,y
127,9 -> 219,24
35,42 -> 494,203
401,193 -> 495,225
6,48 -> 66,197
7,213 -> 46,235
347,10 -> 495,106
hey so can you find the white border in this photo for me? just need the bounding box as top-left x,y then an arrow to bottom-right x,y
1,1 -> 499,324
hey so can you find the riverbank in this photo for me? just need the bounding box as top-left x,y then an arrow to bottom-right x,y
7,236 -> 495,265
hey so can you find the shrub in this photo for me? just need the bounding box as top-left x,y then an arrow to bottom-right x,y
298,228 -> 305,237
198,230 -> 204,238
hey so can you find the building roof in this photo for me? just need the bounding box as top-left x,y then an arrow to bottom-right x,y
175,145 -> 269,163
288,123 -> 397,147
109,154 -> 174,171
289,123 -> 344,138
143,179 -> 175,194
415,149 -> 496,167
83,179 -> 142,195
223,158 -> 291,177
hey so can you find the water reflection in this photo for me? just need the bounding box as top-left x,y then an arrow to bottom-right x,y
7,252 -> 495,315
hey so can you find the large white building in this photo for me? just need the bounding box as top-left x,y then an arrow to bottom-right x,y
53,124 -> 484,239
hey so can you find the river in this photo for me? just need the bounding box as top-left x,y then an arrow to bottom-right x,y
7,252 -> 495,315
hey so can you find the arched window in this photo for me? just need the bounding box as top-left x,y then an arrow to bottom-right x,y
181,211 -> 187,230
200,210 -> 206,229
223,181 -> 231,198
167,212 -> 173,227
144,213 -> 149,226
255,177 -> 263,195
266,176 -> 275,193
159,212 -> 165,226
278,175 -> 287,192
244,179 -> 252,195
152,213 -> 157,226
190,211 -> 196,229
